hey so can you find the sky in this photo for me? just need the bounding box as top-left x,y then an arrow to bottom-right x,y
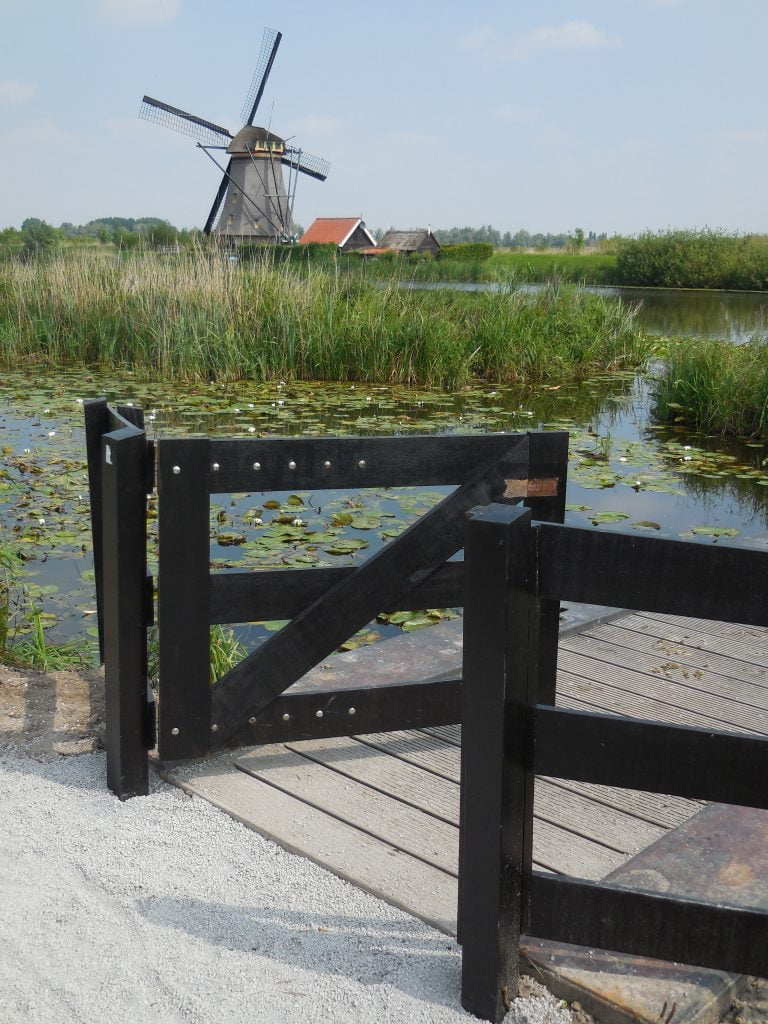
1,0 -> 767,236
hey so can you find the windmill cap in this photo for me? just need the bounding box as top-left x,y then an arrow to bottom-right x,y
228,125 -> 284,154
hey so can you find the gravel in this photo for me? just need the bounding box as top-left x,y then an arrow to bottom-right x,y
0,751 -> 579,1024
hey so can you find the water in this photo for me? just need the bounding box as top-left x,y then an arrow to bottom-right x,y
403,281 -> 768,344
1,367 -> 766,652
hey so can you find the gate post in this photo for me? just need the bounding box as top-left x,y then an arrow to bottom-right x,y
101,424 -> 151,799
459,503 -> 537,1022
157,438 -> 211,760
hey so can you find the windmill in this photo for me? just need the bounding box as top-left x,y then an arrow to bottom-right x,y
139,27 -> 330,243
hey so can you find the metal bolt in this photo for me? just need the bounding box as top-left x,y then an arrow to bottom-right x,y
211,723 -> 218,732
171,727 -> 180,736
249,716 -> 256,725
348,707 -> 356,716
253,462 -> 261,471
172,465 -> 181,475
315,710 -> 324,718
323,460 -> 331,468
282,713 -> 290,722
358,459 -> 366,469
288,460 -> 297,470
212,462 -> 220,472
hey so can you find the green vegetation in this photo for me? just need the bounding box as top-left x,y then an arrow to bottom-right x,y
615,230 -> 768,291
439,242 -> 494,262
654,336 -> 768,438
0,250 -> 652,388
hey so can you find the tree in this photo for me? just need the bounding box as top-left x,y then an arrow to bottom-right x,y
570,227 -> 586,253
20,218 -> 57,259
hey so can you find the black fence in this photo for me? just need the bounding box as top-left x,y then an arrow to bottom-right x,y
84,399 -> 567,798
459,503 -> 768,1022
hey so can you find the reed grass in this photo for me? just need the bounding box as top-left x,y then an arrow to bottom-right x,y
654,337 -> 768,437
0,250 -> 652,388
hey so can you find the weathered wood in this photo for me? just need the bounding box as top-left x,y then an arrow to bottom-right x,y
246,678 -> 461,744
209,562 -> 464,624
204,432 -> 528,493
460,504 -> 533,1022
101,427 -> 149,798
620,613 -> 768,667
538,523 -> 768,627
210,440 -> 531,746
157,438 -> 211,760
541,776 -> 704,830
535,704 -> 768,808
162,753 -> 459,935
529,872 -> 768,979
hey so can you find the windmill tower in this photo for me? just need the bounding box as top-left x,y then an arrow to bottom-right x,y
139,28 -> 330,243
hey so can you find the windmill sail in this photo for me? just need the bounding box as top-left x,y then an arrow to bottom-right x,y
140,96 -> 232,147
282,148 -> 331,182
241,27 -> 282,126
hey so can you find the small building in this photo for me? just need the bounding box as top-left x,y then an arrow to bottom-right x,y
377,229 -> 441,256
299,217 -> 377,252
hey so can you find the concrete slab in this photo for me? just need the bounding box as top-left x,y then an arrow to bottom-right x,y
523,802 -> 768,1024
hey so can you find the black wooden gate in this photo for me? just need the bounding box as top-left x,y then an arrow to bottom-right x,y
460,502 -> 768,1022
85,399 -> 568,797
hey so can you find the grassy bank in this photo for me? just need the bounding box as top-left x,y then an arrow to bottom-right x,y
349,250 -> 618,285
615,230 -> 768,291
654,337 -> 768,438
0,251 -> 652,388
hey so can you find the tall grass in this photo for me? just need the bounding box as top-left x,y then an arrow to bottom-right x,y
351,251 -> 618,285
615,230 -> 768,291
654,337 -> 768,437
0,250 -> 652,388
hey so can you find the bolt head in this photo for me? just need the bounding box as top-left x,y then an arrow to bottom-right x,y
253,462 -> 261,471
172,466 -> 181,475
212,462 -> 220,472
348,707 -> 356,716
282,713 -> 290,722
323,460 -> 331,469
249,716 -> 256,725
358,459 -> 366,469
315,710 -> 324,718
288,460 -> 297,470
171,727 -> 180,736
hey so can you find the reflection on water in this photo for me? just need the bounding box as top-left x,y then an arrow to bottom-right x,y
0,367 -> 766,647
403,281 -> 768,344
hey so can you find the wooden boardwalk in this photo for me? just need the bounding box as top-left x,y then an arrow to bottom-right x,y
163,610 -> 768,936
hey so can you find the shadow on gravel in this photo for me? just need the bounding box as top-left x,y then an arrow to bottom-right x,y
135,895 -> 462,1011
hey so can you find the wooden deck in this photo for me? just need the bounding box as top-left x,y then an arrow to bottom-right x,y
162,610 -> 768,936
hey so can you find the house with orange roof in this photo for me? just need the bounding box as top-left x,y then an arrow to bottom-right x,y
299,217 -> 377,252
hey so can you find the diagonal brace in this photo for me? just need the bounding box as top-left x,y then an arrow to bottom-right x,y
209,438 -> 529,745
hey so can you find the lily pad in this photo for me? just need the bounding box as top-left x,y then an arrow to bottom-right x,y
690,525 -> 741,537
590,511 -> 630,525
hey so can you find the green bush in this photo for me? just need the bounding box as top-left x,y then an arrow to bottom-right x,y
439,242 -> 494,262
615,230 -> 768,290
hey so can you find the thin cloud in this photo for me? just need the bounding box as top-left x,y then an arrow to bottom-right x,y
285,115 -> 343,140
515,21 -> 621,57
460,21 -> 621,60
0,80 -> 38,104
99,0 -> 181,25
2,119 -> 77,147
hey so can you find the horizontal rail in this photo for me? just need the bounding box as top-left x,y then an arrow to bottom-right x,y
209,562 -> 464,623
535,705 -> 768,808
529,872 -> 768,978
239,678 -> 462,746
537,522 -> 768,627
181,433 -> 532,493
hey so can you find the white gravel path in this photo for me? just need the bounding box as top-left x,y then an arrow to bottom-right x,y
0,752 -> 576,1024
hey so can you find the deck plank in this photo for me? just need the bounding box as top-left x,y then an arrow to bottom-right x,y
562,632 -> 768,712
606,614 -> 768,668
581,619 -> 768,688
162,752 -> 459,934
